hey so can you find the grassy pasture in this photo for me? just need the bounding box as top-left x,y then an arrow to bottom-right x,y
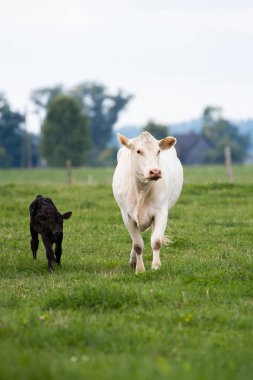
0,166 -> 253,380
0,164 -> 252,185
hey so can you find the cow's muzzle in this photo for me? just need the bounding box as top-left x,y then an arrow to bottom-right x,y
148,169 -> 162,181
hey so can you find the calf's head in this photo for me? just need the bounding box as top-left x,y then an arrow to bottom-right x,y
118,131 -> 176,183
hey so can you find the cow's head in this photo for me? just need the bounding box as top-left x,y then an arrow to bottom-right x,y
117,131 -> 176,183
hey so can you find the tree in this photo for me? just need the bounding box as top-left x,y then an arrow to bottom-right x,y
31,83 -> 133,163
202,106 -> 250,163
30,85 -> 63,116
40,96 -> 90,166
0,94 -> 25,167
203,106 -> 222,127
71,82 -> 133,151
142,120 -> 169,140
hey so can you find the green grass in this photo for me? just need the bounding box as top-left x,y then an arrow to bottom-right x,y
0,164 -> 252,185
0,166 -> 253,380
0,167 -> 114,185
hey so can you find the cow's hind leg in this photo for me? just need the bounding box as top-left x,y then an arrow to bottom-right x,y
122,212 -> 145,273
30,224 -> 39,260
42,235 -> 54,273
129,247 -> 137,269
151,210 -> 168,270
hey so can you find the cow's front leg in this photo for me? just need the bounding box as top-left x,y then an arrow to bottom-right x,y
42,235 -> 54,273
151,210 -> 168,270
55,233 -> 63,265
122,212 -> 145,273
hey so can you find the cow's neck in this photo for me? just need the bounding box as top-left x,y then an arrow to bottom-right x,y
133,176 -> 153,208
131,176 -> 154,230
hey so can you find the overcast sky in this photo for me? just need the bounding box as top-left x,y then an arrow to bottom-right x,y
1,0 -> 253,132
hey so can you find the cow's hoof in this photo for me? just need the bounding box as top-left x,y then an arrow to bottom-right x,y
130,260 -> 136,269
136,266 -> 145,274
152,262 -> 161,270
48,268 -> 54,274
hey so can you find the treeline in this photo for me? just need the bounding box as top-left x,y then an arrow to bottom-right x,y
0,84 -> 250,168
0,82 -> 132,167
173,107 -> 250,165
200,106 -> 250,164
0,94 -> 39,168
138,109 -> 250,164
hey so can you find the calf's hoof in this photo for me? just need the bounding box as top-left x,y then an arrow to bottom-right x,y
48,267 -> 54,274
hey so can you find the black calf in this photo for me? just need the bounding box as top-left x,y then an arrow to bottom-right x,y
29,195 -> 72,272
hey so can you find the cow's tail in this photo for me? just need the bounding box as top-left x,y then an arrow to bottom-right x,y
162,235 -> 173,246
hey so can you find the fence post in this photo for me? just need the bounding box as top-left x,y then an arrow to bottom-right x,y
224,146 -> 234,183
66,160 -> 72,186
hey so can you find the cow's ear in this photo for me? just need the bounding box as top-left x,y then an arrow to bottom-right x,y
117,133 -> 130,148
62,211 -> 72,220
159,136 -> 177,150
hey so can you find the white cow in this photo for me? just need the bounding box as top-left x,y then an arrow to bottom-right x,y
112,131 -> 183,273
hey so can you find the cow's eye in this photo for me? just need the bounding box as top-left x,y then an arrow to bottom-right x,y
157,150 -> 161,155
137,150 -> 141,154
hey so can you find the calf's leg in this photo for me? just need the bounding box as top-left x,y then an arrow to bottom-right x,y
42,235 -> 54,272
30,224 -> 39,260
55,233 -> 63,265
151,210 -> 168,270
122,212 -> 145,273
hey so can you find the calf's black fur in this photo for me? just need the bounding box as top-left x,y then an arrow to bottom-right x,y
29,195 -> 72,272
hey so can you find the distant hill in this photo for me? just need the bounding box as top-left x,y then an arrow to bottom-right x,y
236,119 -> 253,139
114,125 -> 141,139
113,121 -> 203,140
170,119 -> 202,135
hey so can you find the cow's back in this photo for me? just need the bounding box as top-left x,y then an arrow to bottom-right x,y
160,147 -> 183,209
112,147 -> 132,209
29,195 -> 57,221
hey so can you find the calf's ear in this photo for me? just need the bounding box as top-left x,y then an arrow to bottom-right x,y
159,136 -> 177,150
117,133 -> 130,148
62,211 -> 72,220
